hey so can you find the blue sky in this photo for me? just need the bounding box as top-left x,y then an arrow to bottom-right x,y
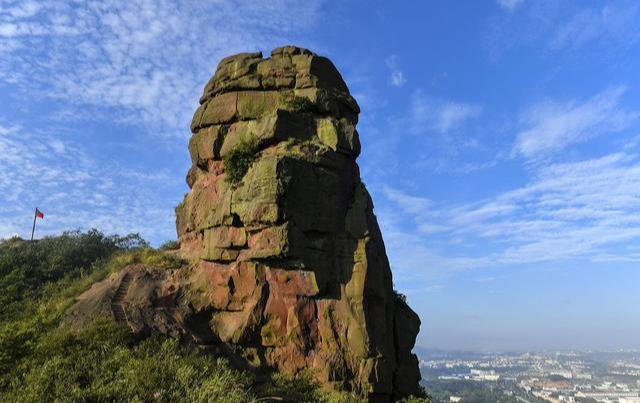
1,0 -> 639,351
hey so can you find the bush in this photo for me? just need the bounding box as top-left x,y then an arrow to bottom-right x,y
0,229 -> 146,321
107,247 -> 184,271
159,240 -> 179,250
0,230 -> 151,378
255,371 -> 363,403
2,319 -> 255,402
223,138 -> 259,185
398,386 -> 432,403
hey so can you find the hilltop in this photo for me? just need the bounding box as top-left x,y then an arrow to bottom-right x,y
0,231 -> 377,402
0,46 -> 428,403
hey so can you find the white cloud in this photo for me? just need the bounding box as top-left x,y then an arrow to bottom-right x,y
390,71 -> 406,87
385,54 -> 406,87
487,1 -> 640,60
497,0 -> 523,11
375,205 -> 492,283
411,91 -> 481,133
0,0 -> 324,243
0,0 -> 324,136
383,185 -> 432,215
3,1 -> 42,19
49,139 -> 66,154
512,86 -> 639,159
0,124 -> 180,242
436,102 -> 482,133
551,3 -> 640,51
382,149 -> 640,267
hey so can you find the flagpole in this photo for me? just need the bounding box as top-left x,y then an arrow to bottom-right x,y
31,207 -> 37,241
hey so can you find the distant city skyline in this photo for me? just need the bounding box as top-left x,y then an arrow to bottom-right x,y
1,0 -> 639,351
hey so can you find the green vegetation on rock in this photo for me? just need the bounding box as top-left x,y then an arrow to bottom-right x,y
223,137 -> 259,184
287,95 -> 315,113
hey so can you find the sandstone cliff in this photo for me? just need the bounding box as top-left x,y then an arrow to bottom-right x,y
66,46 -> 422,401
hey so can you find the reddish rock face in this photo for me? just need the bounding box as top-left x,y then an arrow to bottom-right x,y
177,46 -> 422,401
67,46 -> 422,402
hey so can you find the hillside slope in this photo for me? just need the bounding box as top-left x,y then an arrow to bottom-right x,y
0,231 -> 392,402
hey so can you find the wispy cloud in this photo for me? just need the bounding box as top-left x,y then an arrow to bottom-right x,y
0,1 -> 324,243
0,123 -> 180,242
512,86 -> 639,159
487,1 -> 640,59
382,149 -> 640,268
375,205 -> 492,283
391,71 -> 406,87
0,0 -> 323,136
496,0 -> 523,12
385,54 -> 406,87
410,91 -> 481,133
551,3 -> 640,52
383,186 -> 432,215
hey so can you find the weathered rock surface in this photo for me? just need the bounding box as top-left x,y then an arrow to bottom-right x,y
64,264 -> 187,337
66,46 -> 422,401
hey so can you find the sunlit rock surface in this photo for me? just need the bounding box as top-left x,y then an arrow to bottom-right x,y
67,46 -> 422,402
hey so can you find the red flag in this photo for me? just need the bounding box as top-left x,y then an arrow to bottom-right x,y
35,208 -> 44,219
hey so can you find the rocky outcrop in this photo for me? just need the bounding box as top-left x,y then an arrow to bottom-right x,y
176,46 -> 422,401
65,46 -> 422,401
64,264 -> 188,338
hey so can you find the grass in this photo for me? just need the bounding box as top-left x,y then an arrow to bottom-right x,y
0,230 -> 375,402
159,240 -> 180,250
2,319 -> 256,402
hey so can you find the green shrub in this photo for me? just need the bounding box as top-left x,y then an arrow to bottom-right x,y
2,319 -> 255,402
108,247 -> 184,270
288,95 -> 315,112
255,371 -> 363,403
159,240 -> 180,250
0,229 -> 146,322
223,138 -> 259,184
398,386 -> 432,403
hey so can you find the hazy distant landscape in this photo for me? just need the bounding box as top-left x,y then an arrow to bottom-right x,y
418,348 -> 640,402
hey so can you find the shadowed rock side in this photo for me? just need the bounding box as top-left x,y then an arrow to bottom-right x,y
65,46 -> 422,402
176,46 -> 422,401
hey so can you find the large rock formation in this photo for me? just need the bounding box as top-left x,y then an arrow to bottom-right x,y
175,46 -> 422,401
65,46 -> 422,402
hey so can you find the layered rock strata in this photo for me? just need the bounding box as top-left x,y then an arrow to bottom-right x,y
175,46 -> 422,401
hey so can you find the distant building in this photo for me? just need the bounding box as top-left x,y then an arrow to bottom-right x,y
550,370 -> 573,379
470,369 -> 500,381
